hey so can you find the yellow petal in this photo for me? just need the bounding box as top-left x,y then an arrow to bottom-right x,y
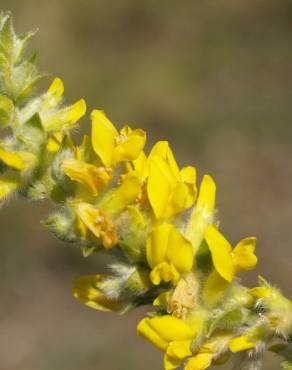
147,315 -> 195,342
43,99 -> 86,131
249,287 -> 272,299
149,141 -> 180,180
0,148 -> 36,171
167,226 -> 194,273
73,275 -> 122,312
184,353 -> 213,370
67,99 -> 86,123
62,159 -> 111,196
180,166 -> 197,185
166,165 -> 197,216
232,237 -> 257,272
205,225 -> 234,282
0,148 -> 25,170
100,173 -> 140,214
47,77 -> 64,102
147,155 -> 175,218
150,262 -> 180,285
132,151 -> 148,180
0,176 -> 20,199
77,203 -> 118,248
91,109 -> 118,166
196,175 -> 216,214
153,291 -> 171,308
202,270 -> 230,308
164,354 -> 182,370
113,126 -> 146,164
229,335 -> 256,353
137,318 -> 169,351
75,212 -> 88,238
46,132 -> 64,153
167,182 -> 196,217
185,175 -> 216,254
146,223 -> 172,268
167,340 -> 192,360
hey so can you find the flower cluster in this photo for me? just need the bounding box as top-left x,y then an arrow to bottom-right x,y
1,12 -> 292,370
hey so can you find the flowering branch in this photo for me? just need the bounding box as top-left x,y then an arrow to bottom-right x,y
1,12 -> 291,370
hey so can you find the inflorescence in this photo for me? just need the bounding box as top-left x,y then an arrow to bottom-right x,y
1,13 -> 292,370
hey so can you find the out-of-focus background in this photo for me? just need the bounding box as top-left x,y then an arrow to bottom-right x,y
1,1 -> 292,369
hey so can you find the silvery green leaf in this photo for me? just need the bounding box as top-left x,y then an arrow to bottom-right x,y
16,113 -> 46,152
0,94 -> 13,125
0,13 -> 15,61
208,308 -> 243,336
14,29 -> 38,64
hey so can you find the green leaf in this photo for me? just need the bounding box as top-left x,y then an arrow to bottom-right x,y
208,308 -> 243,336
0,53 -> 9,80
16,113 -> 46,152
15,29 -> 38,64
42,210 -> 76,242
11,60 -> 46,104
0,13 -> 15,60
0,94 -> 13,125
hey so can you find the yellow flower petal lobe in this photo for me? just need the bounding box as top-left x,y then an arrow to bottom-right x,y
229,335 -> 256,353
47,77 -> 64,101
184,353 -> 213,370
91,109 -> 118,166
233,237 -> 257,272
205,225 -> 234,282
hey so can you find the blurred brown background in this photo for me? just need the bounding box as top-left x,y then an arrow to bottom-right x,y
1,1 -> 292,369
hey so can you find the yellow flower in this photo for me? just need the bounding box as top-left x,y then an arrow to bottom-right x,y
73,274 -> 122,312
204,225 -> 257,283
91,109 -> 146,167
98,171 -> 141,214
185,174 -> 216,254
146,223 -> 194,285
43,99 -> 86,131
249,281 -> 292,336
76,203 -> 118,248
62,158 -> 112,196
20,78 -> 86,132
137,315 -> 195,370
43,78 -> 86,131
147,141 -> 197,219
